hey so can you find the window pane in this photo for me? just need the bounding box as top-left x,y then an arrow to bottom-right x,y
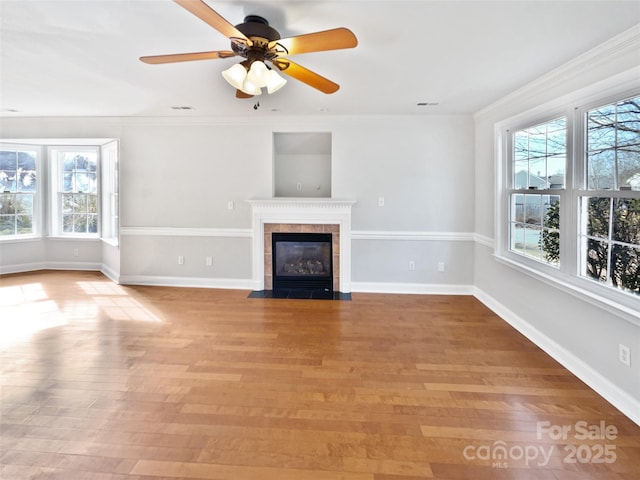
587,96 -> 640,190
541,229 -> 560,266
0,151 -> 17,171
585,238 -> 608,282
612,198 -> 640,245
0,215 -> 14,235
87,215 -> 98,233
0,194 -> 15,214
0,171 -> 16,192
63,155 -> 75,172
62,194 -> 74,213
16,215 -> 32,234
87,195 -> 98,214
74,215 -> 87,233
585,197 -> 611,238
76,173 -> 89,192
587,151 -> 615,189
510,193 -> 560,266
73,194 -> 87,213
15,194 -> 33,214
524,194 -> 542,225
63,214 -> 74,232
17,151 -> 36,170
512,118 -> 566,190
616,98 -> 640,148
524,226 -> 543,258
611,244 -> 640,294
18,169 -> 36,192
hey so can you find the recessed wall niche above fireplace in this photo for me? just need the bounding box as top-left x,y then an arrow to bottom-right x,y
273,132 -> 331,198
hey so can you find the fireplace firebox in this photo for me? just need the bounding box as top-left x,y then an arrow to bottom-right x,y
272,232 -> 333,298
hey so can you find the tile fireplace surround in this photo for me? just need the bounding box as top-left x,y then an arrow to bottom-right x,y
248,199 -> 356,293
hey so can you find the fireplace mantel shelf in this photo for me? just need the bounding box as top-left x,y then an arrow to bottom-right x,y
248,198 -> 357,209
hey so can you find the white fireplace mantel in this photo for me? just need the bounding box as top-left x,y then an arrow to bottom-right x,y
248,198 -> 356,292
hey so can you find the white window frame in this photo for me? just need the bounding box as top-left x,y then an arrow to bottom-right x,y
100,140 -> 119,245
496,87 -> 640,324
0,143 -> 42,241
49,146 -> 101,238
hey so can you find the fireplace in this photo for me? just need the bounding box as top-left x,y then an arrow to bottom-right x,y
248,198 -> 356,295
272,232 -> 333,298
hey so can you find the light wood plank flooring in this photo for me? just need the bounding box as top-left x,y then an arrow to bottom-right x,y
1,270 -> 638,479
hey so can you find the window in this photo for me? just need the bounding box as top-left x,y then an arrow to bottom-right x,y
579,96 -> 640,294
501,92 -> 640,306
0,140 -> 118,244
0,146 -> 39,237
50,147 -> 99,236
508,118 -> 566,266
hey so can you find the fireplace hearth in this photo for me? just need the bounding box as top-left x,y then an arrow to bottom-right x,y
272,232 -> 333,298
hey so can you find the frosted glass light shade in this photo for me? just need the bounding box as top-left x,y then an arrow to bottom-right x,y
241,78 -> 262,96
221,64 -> 247,89
246,61 -> 269,88
266,70 -> 287,94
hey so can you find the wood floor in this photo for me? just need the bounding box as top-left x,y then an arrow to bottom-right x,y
1,270 -> 638,479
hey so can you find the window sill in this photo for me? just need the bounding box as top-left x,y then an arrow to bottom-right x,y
494,253 -> 640,327
47,236 -> 101,242
0,235 -> 42,244
101,237 -> 119,247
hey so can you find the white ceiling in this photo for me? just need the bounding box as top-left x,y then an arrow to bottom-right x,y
1,0 -> 639,118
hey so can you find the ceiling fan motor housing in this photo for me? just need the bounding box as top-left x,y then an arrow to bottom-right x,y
236,16 -> 280,40
231,16 -> 282,61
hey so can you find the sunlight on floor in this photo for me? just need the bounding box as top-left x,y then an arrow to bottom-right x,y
76,281 -> 163,323
0,283 -> 66,346
0,278 -> 162,348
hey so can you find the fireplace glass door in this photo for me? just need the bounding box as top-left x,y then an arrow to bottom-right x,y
272,232 -> 333,297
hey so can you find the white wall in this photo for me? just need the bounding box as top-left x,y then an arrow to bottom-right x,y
473,27 -> 640,423
0,114 -> 476,293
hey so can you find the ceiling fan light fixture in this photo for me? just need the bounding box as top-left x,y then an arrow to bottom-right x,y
241,77 -> 262,96
266,69 -> 287,94
221,63 -> 247,89
246,60 -> 269,87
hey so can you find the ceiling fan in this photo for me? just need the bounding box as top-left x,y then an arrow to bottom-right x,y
140,0 -> 358,99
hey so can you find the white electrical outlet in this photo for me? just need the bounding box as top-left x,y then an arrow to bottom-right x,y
227,201 -> 234,210
73,248 -> 79,257
205,256 -> 213,266
378,197 -> 385,207
408,261 -> 415,271
438,262 -> 445,272
619,344 -> 631,367
178,255 -> 184,265
296,182 -> 302,191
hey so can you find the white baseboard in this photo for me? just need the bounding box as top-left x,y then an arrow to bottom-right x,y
118,274 -> 253,290
100,264 -> 120,283
473,287 -> 640,427
0,262 -> 47,275
0,261 -> 101,275
351,281 -> 474,295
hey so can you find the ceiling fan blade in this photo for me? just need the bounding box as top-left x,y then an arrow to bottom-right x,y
272,58 -> 339,94
236,89 -> 253,99
140,51 -> 236,64
270,28 -> 357,56
173,0 -> 249,41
